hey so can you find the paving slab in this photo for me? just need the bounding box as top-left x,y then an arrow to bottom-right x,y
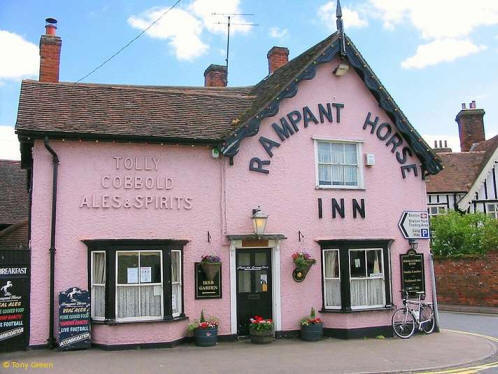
0,331 -> 496,374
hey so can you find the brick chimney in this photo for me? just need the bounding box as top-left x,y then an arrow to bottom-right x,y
455,101 -> 485,152
204,64 -> 227,87
267,46 -> 289,75
432,140 -> 452,153
39,18 -> 62,83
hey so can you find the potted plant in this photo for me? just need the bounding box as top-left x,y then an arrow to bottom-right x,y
188,310 -> 219,347
200,255 -> 221,281
249,315 -> 274,344
292,251 -> 316,282
300,307 -> 323,341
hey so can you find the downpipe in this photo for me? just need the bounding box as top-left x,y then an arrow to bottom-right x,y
429,251 -> 440,332
44,137 -> 59,348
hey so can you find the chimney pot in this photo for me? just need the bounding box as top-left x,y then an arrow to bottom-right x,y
470,100 -> 476,109
45,18 -> 57,35
444,140 -> 447,147
434,140 -> 437,148
204,64 -> 227,87
439,140 -> 443,148
462,103 -> 466,110
267,46 -> 289,75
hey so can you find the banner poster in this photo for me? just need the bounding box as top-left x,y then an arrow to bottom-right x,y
0,266 -> 29,351
58,287 -> 91,350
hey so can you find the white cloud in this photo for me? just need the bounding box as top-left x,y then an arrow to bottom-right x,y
0,31 -> 39,82
128,8 -> 208,61
128,0 -> 252,61
318,1 -> 368,31
370,0 -> 498,40
402,39 -> 487,69
368,0 -> 498,68
0,126 -> 20,160
269,27 -> 288,39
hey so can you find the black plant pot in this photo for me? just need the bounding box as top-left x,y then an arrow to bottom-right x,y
194,327 -> 218,347
300,323 -> 323,341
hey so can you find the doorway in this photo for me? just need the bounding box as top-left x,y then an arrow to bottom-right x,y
236,249 -> 272,335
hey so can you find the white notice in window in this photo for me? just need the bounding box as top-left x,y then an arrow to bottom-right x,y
140,267 -> 152,283
127,267 -> 138,284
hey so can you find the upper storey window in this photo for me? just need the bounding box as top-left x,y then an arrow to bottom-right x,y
315,140 -> 363,189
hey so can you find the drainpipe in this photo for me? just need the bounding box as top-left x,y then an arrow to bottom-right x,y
44,137 -> 59,348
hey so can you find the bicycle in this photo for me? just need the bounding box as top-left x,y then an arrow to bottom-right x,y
392,290 -> 435,339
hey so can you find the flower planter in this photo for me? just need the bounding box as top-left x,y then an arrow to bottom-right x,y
293,263 -> 312,282
300,323 -> 323,341
194,327 -> 218,347
249,328 -> 274,344
200,262 -> 220,281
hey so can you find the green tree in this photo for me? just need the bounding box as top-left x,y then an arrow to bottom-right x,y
430,212 -> 498,257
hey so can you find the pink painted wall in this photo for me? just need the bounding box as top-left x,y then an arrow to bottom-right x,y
224,60 -> 432,330
29,59 -> 432,346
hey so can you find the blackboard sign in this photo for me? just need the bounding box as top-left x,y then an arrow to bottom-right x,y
400,249 -> 425,296
195,263 -> 222,299
0,263 -> 29,352
58,287 -> 91,350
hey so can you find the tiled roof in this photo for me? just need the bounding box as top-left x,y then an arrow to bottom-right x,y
15,32 -> 441,174
473,134 -> 498,166
16,81 -> 254,142
0,219 -> 28,250
0,160 -> 28,225
425,152 -> 487,193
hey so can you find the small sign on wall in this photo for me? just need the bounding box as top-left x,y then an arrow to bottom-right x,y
400,249 -> 425,297
398,211 -> 430,239
195,263 -> 222,299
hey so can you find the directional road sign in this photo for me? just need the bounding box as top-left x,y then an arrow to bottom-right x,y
398,211 -> 430,239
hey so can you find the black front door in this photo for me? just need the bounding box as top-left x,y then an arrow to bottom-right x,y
236,249 -> 272,335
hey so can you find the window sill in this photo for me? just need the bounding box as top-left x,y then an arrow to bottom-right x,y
92,315 -> 188,325
320,305 -> 394,313
315,186 -> 366,191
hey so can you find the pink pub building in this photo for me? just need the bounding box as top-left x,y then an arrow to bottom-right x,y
15,8 -> 442,349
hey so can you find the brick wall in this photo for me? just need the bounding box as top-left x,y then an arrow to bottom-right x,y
434,251 -> 498,307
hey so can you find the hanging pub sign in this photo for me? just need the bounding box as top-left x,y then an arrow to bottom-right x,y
400,249 -> 425,297
0,252 -> 30,352
195,263 -> 222,299
58,287 -> 91,350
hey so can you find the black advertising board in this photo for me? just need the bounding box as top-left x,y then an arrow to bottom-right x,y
195,263 -> 222,299
0,250 -> 30,352
58,287 -> 91,350
400,249 -> 425,297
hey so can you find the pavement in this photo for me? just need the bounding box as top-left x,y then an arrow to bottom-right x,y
0,330 -> 497,374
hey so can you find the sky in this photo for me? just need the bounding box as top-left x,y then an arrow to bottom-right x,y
1,0 -> 498,160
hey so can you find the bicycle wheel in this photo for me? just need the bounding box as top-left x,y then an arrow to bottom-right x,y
420,304 -> 435,334
392,308 -> 416,338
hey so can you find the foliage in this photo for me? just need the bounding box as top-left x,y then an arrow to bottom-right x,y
249,316 -> 274,331
187,310 -> 219,331
201,255 -> 221,263
300,307 -> 322,327
292,251 -> 316,269
430,212 -> 498,257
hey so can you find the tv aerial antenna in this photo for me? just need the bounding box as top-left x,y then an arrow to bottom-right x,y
212,13 -> 258,84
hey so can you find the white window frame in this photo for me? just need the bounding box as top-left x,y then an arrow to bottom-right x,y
90,251 -> 106,321
171,250 -> 182,318
314,138 -> 364,189
486,202 -> 498,219
322,249 -> 341,309
348,248 -> 385,310
428,204 -> 447,217
115,250 -> 164,322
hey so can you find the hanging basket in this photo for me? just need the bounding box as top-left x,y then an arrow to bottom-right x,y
201,262 -> 220,281
293,263 -> 312,282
